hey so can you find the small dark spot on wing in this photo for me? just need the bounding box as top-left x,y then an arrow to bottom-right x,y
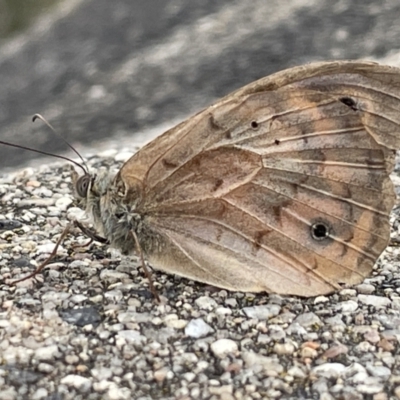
251,121 -> 259,129
340,97 -> 358,111
162,159 -> 178,169
212,178 -> 224,192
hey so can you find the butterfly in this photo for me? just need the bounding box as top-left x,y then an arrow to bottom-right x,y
15,60 -> 400,297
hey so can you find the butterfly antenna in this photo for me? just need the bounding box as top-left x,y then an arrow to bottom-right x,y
0,139 -> 87,175
33,114 -> 89,173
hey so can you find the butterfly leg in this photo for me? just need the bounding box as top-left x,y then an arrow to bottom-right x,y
130,230 -> 160,303
10,223 -> 72,284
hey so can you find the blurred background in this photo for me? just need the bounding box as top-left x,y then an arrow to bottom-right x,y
1,0 -> 400,168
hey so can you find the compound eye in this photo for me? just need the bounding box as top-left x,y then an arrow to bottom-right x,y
76,175 -> 91,197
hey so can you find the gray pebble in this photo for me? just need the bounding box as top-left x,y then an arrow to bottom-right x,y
34,345 -> 60,362
312,363 -> 346,379
242,304 -> 281,320
293,312 -> 322,328
185,318 -> 213,338
195,295 -> 218,310
358,294 -> 391,308
60,375 -> 92,393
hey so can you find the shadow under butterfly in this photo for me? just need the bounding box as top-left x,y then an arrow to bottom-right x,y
9,60 -> 400,297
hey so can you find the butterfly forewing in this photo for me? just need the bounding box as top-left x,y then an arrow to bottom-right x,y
113,61 -> 400,296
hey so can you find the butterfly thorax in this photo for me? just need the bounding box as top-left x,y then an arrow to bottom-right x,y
77,170 -> 160,256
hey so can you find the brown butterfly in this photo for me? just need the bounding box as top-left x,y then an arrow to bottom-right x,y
21,60 -> 400,297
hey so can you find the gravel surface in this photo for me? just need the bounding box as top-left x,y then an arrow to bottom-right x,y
1,140 -> 400,400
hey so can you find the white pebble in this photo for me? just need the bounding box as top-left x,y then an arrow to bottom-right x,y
211,339 -> 238,358
55,196 -> 73,210
312,363 -> 346,379
358,295 -> 391,308
242,304 -> 281,320
195,296 -> 218,310
34,345 -> 60,361
185,318 -> 213,338
60,375 -> 92,392
117,330 -> 146,344
336,300 -> 358,313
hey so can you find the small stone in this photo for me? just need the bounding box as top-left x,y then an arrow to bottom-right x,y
107,385 -> 132,400
117,330 -> 146,345
242,304 -> 281,320
31,388 -> 48,400
358,295 -> 391,308
225,298 -> 237,307
0,387 -> 17,400
36,243 -> 64,255
211,339 -> 238,358
60,375 -> 92,392
294,312 -> 322,328
301,346 -> 318,359
314,296 -> 330,304
185,318 -> 213,338
70,294 -> 88,303
356,283 -> 375,294
373,393 -> 388,400
312,363 -> 346,379
195,296 -> 218,310
366,365 -> 391,380
37,363 -> 54,373
287,366 -> 307,379
60,307 -> 101,327
364,329 -> 380,344
336,300 -> 358,313
209,385 -> 233,395
394,386 -> 400,399
322,343 -> 349,359
286,322 -> 307,336
242,352 -> 284,376
356,383 -> 384,394
55,196 -> 73,210
342,363 -> 367,380
34,345 -> 60,361
273,342 -> 295,355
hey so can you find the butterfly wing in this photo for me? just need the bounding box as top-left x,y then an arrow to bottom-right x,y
119,61 -> 400,296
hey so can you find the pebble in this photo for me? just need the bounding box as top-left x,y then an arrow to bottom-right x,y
195,296 -> 218,310
356,383 -> 384,394
116,330 -> 146,344
294,312 -> 322,328
31,388 -> 48,400
356,283 -> 375,294
164,315 -> 187,329
210,339 -> 238,358
242,304 -> 281,320
358,295 -> 391,308
55,196 -> 73,210
34,345 -> 60,361
336,300 -> 358,313
185,318 -> 213,338
242,352 -> 284,375
273,342 -> 295,355
60,375 -> 92,392
312,363 -> 346,379
366,365 -> 391,380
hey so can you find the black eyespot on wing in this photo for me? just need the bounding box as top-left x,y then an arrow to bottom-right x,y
310,221 -> 331,241
76,175 -> 91,198
251,121 -> 259,129
275,139 -> 280,145
339,97 -> 358,111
